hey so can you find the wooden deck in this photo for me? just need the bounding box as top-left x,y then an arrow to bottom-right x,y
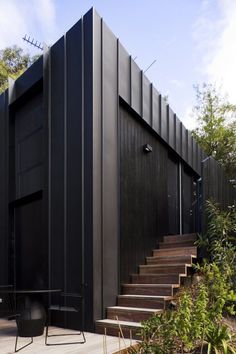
0,319 -> 133,354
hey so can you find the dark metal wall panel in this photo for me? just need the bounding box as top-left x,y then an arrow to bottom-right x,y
49,37 -> 65,292
202,157 -> 236,232
119,43 -> 131,104
120,105 -> 168,283
160,96 -> 168,142
131,60 -> 142,115
66,21 -> 83,300
187,131 -> 193,168
92,10 -> 103,321
83,10 -> 94,329
181,125 -> 188,161
142,75 -> 152,125
168,154 -> 179,234
197,145 -> 201,174
14,92 -> 43,199
168,107 -> 175,149
192,138 -> 197,173
0,92 -> 8,284
10,58 -> 43,105
152,87 -> 161,134
102,20 -> 119,311
175,117 -> 182,156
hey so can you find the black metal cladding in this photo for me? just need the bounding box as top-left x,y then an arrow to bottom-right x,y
0,7 -> 235,330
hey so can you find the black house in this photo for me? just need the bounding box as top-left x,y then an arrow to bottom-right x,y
0,8 -> 235,332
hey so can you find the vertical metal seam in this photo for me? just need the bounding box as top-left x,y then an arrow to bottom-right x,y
167,104 -> 170,144
116,38 -> 120,293
140,71 -> 143,117
179,161 -> 183,235
81,15 -> 85,326
47,48 -> 52,291
129,56 -> 132,106
64,33 -> 67,295
159,94 -> 162,136
101,17 -> 104,316
174,113 -> 177,151
150,83 -> 153,128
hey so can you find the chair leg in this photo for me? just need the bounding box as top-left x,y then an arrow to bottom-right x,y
15,332 -> 33,353
45,321 -> 49,345
45,327 -> 86,345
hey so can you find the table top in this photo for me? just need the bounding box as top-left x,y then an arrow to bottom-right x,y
0,285 -> 13,288
0,288 -> 62,294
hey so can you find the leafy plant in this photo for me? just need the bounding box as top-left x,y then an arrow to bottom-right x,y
206,323 -> 236,354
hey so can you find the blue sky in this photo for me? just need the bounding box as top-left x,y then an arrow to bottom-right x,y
0,0 -> 235,129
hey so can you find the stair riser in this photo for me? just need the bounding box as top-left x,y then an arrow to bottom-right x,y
118,297 -> 167,309
153,248 -> 197,257
122,286 -> 173,296
107,309 -> 155,322
146,256 -> 192,265
159,242 -> 195,249
163,234 -> 197,243
131,274 -> 180,284
96,324 -> 141,340
139,265 -> 186,275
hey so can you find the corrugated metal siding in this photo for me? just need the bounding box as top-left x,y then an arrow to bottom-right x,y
0,92 -> 8,285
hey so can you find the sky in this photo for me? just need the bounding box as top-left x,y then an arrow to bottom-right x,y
0,0 -> 235,130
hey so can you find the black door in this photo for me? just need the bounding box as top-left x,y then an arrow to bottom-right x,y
182,165 -> 198,234
167,155 -> 180,235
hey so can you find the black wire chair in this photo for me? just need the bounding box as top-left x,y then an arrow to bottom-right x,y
45,292 -> 86,345
14,299 -> 46,352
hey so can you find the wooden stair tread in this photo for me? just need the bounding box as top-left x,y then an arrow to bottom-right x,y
107,306 -> 162,312
96,319 -> 142,327
147,255 -> 196,260
140,263 -> 192,268
122,283 -> 180,287
118,294 -> 173,299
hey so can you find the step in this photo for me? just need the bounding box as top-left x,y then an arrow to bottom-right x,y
131,273 -> 181,284
159,241 -> 195,248
122,284 -> 179,296
118,294 -> 172,309
153,247 -> 197,257
96,319 -> 142,339
107,306 -> 161,322
163,233 -> 197,244
139,263 -> 190,275
146,255 -> 195,265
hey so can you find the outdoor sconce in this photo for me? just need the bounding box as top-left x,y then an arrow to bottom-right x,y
143,144 -> 152,153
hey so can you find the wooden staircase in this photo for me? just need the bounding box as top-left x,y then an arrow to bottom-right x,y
96,233 -> 197,339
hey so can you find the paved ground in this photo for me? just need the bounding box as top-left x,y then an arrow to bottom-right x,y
0,319 -> 133,354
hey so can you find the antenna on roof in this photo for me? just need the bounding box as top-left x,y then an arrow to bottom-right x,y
144,59 -> 157,73
133,56 -> 138,61
22,35 -> 44,51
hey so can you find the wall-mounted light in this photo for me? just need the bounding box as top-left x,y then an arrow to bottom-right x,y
143,144 -> 152,153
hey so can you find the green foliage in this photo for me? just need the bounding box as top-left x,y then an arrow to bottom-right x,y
0,46 -> 41,94
194,261 -> 236,318
133,200 -> 236,353
134,311 -> 176,354
206,324 -> 236,354
195,200 -> 236,285
192,83 -> 236,178
175,290 -> 193,352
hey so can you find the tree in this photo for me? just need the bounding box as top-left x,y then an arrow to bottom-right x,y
0,46 -> 40,94
192,83 -> 236,178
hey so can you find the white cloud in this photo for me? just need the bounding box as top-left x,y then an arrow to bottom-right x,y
207,0 -> 236,103
193,0 -> 236,104
0,0 -> 57,51
170,79 -> 185,89
181,105 -> 197,131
